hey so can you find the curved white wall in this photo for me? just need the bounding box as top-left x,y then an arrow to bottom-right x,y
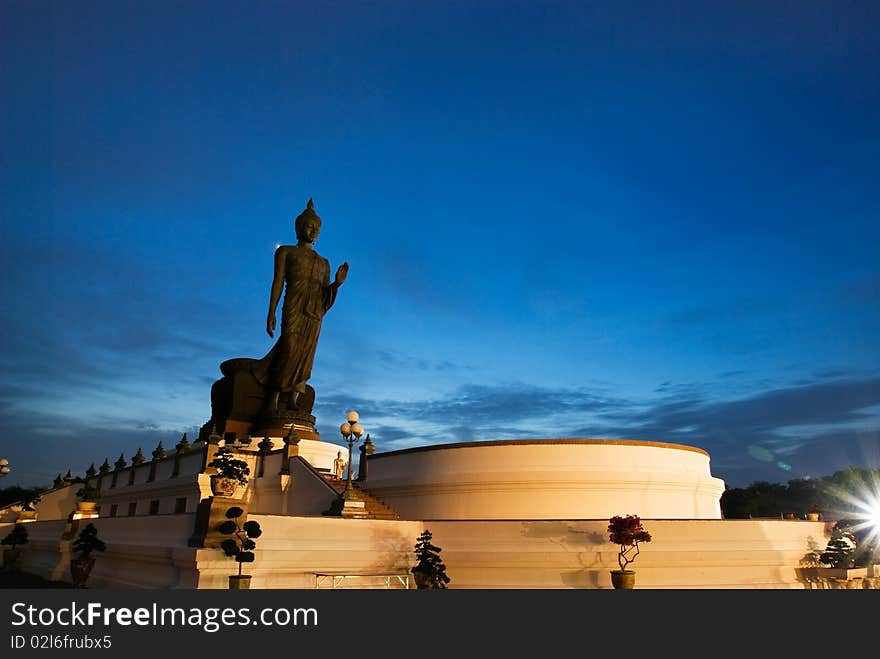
363,439 -> 725,520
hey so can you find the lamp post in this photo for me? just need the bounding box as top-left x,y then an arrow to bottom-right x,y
339,410 -> 363,497
0,459 -> 9,477
323,410 -> 368,517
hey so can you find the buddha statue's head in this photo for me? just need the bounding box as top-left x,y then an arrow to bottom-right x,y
295,198 -> 322,243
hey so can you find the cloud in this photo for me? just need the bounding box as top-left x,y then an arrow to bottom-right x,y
0,406 -> 200,488
0,236 -> 231,425
571,376 -> 880,487
376,349 -> 462,372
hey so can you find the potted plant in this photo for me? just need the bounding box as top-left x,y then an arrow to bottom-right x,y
805,495 -> 823,521
607,514 -> 652,589
218,506 -> 261,589
411,529 -> 450,589
70,523 -> 106,588
207,447 -> 250,497
75,483 -> 101,516
1,524 -> 29,571
16,490 -> 42,522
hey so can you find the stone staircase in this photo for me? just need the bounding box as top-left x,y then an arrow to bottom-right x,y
321,476 -> 400,520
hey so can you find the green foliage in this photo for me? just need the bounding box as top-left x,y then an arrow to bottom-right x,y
812,519 -> 879,569
1,524 -> 29,572
411,529 -> 450,589
72,523 -> 106,560
2,524 -> 29,549
218,506 -> 262,576
207,448 -> 250,486
608,515 -> 652,571
720,467 -> 880,519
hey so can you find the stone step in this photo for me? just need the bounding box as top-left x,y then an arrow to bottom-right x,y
321,477 -> 400,520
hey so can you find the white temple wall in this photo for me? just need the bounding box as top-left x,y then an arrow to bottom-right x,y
2,515 -> 832,589
1,515 -> 200,588
365,440 -> 726,520
247,455 -> 339,516
424,518 -> 829,588
196,515 -> 425,589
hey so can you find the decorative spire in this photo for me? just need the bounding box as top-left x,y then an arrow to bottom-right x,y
362,433 -> 375,456
99,458 -> 111,474
176,433 -> 191,453
132,448 -> 146,465
53,474 -> 63,489
115,454 -> 127,470
258,435 -> 273,453
152,441 -> 166,461
63,469 -> 72,483
208,423 -> 222,445
284,426 -> 299,446
85,463 -> 97,478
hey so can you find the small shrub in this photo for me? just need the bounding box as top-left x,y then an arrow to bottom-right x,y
819,524 -> 856,569
219,506 -> 262,577
1,524 -> 29,571
2,524 -> 28,549
73,523 -> 107,560
411,529 -> 450,589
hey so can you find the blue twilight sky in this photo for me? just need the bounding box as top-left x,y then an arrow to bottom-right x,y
1,1 -> 878,490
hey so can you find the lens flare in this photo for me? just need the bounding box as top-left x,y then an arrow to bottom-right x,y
819,469 -> 880,563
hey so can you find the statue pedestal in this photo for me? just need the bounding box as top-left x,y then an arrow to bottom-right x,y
253,417 -> 321,444
199,358 -> 319,443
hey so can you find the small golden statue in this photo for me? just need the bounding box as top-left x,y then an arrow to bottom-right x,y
333,451 -> 346,480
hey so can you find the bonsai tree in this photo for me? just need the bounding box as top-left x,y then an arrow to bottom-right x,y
70,523 -> 106,587
20,489 -> 42,511
219,506 -> 262,584
608,514 -> 652,572
819,523 -> 857,569
1,524 -> 29,571
411,529 -> 450,589
207,447 -> 250,486
2,524 -> 29,550
14,489 -> 42,521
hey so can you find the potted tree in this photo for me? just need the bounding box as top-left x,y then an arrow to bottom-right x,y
16,490 -> 42,522
70,523 -> 106,588
1,524 -> 29,572
207,447 -> 250,497
411,529 -> 450,589
75,483 -> 101,516
607,514 -> 652,589
218,506 -> 261,589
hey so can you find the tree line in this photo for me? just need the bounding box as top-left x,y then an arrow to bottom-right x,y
721,466 -> 879,519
